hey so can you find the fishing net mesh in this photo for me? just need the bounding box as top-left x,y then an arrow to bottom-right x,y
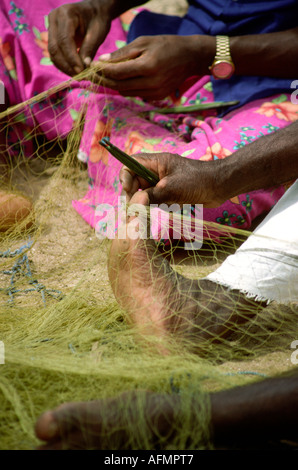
0,5 -> 297,451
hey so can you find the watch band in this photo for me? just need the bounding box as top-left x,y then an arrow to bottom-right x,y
214,35 -> 233,62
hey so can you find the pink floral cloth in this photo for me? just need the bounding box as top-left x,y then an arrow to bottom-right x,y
1,1 -> 297,244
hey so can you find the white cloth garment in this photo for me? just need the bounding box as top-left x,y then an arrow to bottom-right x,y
206,180 -> 298,304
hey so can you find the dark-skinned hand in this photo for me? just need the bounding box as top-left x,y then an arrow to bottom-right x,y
48,0 -> 114,76
96,34 -> 213,100
120,152 -> 226,208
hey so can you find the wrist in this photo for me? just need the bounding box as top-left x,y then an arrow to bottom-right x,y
85,0 -> 115,19
187,35 -> 216,76
192,159 -> 231,207
207,153 -> 255,202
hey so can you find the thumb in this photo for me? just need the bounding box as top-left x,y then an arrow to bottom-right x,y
79,18 -> 110,64
130,190 -> 150,206
145,179 -> 171,206
99,43 -> 142,63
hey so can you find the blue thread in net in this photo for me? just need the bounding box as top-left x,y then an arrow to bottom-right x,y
224,371 -> 268,378
0,238 -> 63,306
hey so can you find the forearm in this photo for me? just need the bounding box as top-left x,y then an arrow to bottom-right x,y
210,373 -> 298,447
188,28 -> 298,79
213,121 -> 298,201
230,28 -> 298,78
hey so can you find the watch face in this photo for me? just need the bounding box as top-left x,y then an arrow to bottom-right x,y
213,62 -> 234,79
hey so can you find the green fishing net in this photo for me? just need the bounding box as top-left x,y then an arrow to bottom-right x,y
0,2 -> 297,450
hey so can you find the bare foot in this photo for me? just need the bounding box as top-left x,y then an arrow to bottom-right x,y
0,98 -> 33,230
0,189 -> 33,231
0,126 -> 33,231
35,391 -> 180,450
108,192 -> 265,353
34,371 -> 298,450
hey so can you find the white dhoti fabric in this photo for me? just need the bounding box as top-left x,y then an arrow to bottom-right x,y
206,180 -> 298,304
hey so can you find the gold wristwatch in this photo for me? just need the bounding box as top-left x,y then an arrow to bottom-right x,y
209,35 -> 235,80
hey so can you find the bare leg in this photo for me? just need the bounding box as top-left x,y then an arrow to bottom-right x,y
35,391 -> 181,450
108,192 -> 264,353
34,372 -> 298,449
